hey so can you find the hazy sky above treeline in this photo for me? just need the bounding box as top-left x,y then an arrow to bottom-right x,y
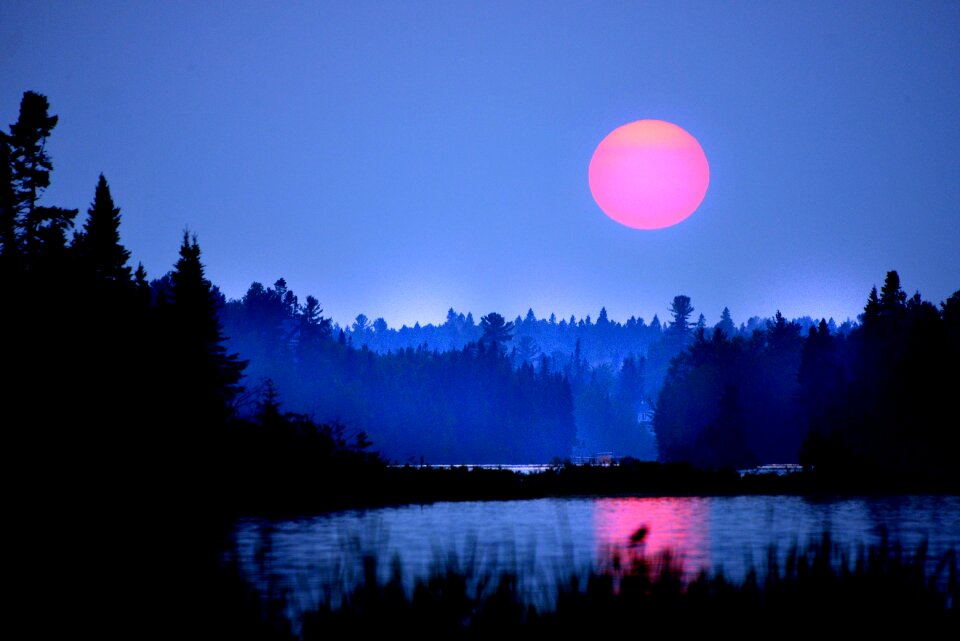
2,1 -> 958,328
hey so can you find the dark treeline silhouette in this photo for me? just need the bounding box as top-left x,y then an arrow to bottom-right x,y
655,272 -> 960,482
656,310 -> 807,468
0,91 -> 383,634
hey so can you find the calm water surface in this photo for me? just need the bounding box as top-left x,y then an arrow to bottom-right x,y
232,495 -> 960,616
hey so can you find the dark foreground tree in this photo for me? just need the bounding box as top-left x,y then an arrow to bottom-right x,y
73,174 -> 132,284
4,91 -> 77,263
166,230 -> 246,427
6,91 -> 57,219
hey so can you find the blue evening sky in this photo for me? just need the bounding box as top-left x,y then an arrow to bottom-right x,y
2,1 -> 958,328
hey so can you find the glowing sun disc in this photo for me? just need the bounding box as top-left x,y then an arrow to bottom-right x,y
589,120 -> 709,229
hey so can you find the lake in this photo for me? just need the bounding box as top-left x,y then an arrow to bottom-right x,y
232,494 -> 960,619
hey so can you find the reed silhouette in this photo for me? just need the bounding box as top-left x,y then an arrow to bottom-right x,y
220,530 -> 958,635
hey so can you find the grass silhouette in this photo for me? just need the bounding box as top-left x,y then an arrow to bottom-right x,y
222,529 -> 957,635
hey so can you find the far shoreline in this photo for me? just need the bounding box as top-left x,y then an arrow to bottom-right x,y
225,459 -> 960,520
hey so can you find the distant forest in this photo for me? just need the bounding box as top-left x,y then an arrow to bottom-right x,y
4,91 -> 958,484
217,280 -> 839,462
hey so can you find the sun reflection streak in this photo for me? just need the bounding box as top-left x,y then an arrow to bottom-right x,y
593,496 -> 711,578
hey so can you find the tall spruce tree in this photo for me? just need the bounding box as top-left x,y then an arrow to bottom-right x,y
74,174 -> 132,284
861,286 -> 881,326
715,307 -> 735,339
169,231 -> 246,424
878,270 -> 907,326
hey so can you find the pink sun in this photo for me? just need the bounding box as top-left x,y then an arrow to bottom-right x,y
588,120 -> 709,230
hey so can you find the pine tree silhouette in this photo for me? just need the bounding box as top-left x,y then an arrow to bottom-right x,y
74,174 -> 132,284
169,230 -> 246,424
4,91 -> 77,262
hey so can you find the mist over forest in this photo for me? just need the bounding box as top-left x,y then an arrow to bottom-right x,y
214,277 -> 845,464
211,268 -> 957,482
5,90 -> 959,482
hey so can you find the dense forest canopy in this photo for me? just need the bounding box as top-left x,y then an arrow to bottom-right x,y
216,277 -> 857,462
655,274 -> 960,482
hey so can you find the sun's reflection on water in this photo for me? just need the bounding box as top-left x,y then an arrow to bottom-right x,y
593,497 -> 711,576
